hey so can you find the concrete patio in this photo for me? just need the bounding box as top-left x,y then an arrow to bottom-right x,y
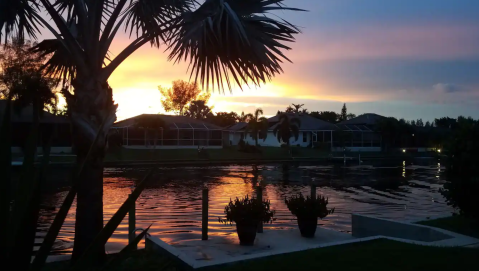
145,214 -> 479,270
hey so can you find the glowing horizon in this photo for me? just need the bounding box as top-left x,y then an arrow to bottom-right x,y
65,0 -> 479,122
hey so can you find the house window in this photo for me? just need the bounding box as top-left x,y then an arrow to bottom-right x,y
303,132 -> 307,142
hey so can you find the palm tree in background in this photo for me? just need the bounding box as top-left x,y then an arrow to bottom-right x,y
246,108 -> 269,146
0,0 -> 302,260
237,111 -> 253,123
273,113 -> 301,146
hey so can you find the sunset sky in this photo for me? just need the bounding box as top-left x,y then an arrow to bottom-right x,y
99,0 -> 479,121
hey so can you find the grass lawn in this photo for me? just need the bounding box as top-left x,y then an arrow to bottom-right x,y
417,215 -> 479,239
44,239 -> 478,271
212,239 -> 478,271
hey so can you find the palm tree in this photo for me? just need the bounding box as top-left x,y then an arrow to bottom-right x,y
246,108 -> 269,146
273,113 -> 301,146
291,103 -> 304,113
0,0 -> 302,260
237,111 -> 253,123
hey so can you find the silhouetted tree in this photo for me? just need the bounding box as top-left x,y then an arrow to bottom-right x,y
285,105 -> 294,113
1,0 -> 302,262
310,111 -> 338,123
291,103 -> 304,113
425,121 -> 432,128
435,117 -> 457,130
416,119 -> 424,127
339,103 -> 348,122
273,114 -> 301,146
237,111 -> 253,123
246,108 -> 269,146
0,39 -> 59,115
208,112 -> 238,127
411,120 -> 416,126
347,113 -> 356,120
159,80 -> 209,115
184,100 -> 213,120
442,119 -> 479,222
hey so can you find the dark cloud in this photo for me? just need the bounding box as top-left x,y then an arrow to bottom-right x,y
433,83 -> 468,93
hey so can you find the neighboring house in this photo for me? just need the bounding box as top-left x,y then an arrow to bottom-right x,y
0,100 -> 72,154
336,113 -> 385,152
111,114 -> 223,149
226,113 -> 338,149
223,113 -> 384,152
223,122 -> 247,146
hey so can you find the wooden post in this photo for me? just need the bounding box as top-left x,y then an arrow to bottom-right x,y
202,188 -> 208,240
128,194 -> 137,250
311,181 -> 316,199
256,186 -> 263,233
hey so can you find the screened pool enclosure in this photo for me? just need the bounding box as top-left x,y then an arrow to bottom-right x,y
111,114 -> 223,148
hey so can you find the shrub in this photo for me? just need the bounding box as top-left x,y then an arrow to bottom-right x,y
441,122 -> 479,221
238,138 -> 246,151
219,195 -> 275,226
285,194 -> 334,219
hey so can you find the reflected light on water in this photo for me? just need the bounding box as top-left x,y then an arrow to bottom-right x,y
36,161 -> 452,255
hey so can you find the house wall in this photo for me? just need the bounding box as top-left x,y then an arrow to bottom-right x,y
228,132 -> 244,146
243,131 -> 312,147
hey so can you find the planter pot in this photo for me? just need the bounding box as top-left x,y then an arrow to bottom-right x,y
297,218 -> 318,238
236,223 -> 257,246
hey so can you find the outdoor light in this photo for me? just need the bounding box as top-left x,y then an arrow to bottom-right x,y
438,149 -> 441,153
402,149 -> 406,153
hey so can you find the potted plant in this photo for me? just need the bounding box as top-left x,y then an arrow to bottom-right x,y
285,194 -> 334,238
219,195 -> 275,246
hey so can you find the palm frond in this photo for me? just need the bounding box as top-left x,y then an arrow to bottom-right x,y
167,0 -> 303,92
31,39 -> 76,85
290,117 -> 301,127
255,108 -> 264,119
0,0 -> 42,42
124,0 -> 193,47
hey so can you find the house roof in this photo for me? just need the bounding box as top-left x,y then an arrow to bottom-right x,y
338,113 -> 386,126
0,100 -> 68,124
112,114 -> 222,130
268,113 -> 338,131
225,122 -> 247,131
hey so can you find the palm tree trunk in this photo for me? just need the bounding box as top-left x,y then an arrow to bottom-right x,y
70,78 -> 115,265
72,144 -> 105,264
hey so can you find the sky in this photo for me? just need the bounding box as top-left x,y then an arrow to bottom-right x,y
60,0 -> 479,121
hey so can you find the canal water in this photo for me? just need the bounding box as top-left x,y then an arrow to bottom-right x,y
36,159 -> 453,255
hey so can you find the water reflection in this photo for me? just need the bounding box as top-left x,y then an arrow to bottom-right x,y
36,159 -> 452,255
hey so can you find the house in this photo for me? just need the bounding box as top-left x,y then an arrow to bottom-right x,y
223,122 -> 247,146
223,113 -> 384,152
227,113 -> 338,150
111,114 -> 223,149
336,113 -> 384,152
0,100 -> 72,154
